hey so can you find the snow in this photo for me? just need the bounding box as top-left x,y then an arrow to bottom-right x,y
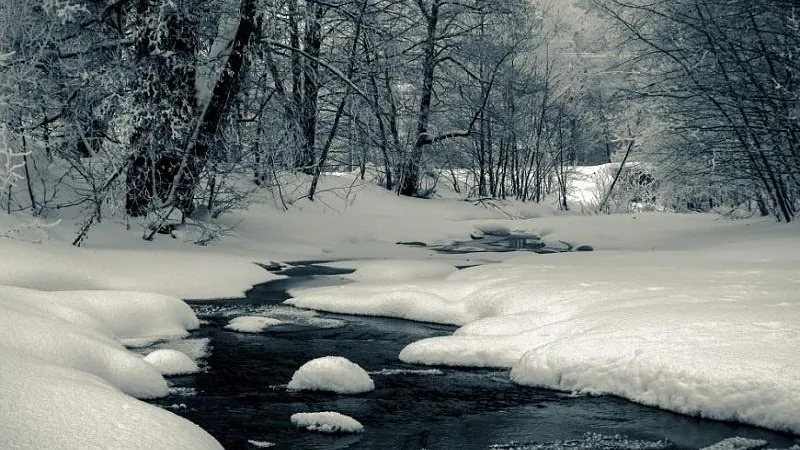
144,349 -> 200,375
287,356 -> 375,394
344,259 -> 457,282
0,238 -> 281,299
0,348 -> 222,450
0,296 -> 168,398
2,168 -> 800,443
282,217 -> 800,434
700,438 -> 769,450
0,284 -> 219,447
247,440 -> 276,448
290,412 -> 364,434
0,287 -> 200,347
225,316 -> 285,333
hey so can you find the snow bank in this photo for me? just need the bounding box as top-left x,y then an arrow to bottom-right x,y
0,285 -> 221,448
284,228 -> 800,434
290,412 -> 364,433
0,349 -> 222,450
0,238 -> 280,299
144,349 -> 200,376
288,281 -> 467,325
287,356 -> 374,394
0,286 -> 200,347
0,301 -> 167,398
344,259 -> 457,282
225,316 -> 285,333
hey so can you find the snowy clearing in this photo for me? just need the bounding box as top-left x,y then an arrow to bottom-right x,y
290,412 -> 364,434
287,356 -> 375,394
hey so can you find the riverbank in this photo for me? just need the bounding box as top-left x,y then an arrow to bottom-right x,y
1,172 -> 798,448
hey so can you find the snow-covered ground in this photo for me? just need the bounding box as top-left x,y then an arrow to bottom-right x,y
2,168 -> 799,447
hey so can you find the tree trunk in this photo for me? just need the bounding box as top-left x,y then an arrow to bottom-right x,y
400,0 -> 440,197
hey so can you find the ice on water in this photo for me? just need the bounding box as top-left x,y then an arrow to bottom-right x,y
290,411 -> 364,434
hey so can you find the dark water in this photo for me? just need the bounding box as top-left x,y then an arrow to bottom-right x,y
149,263 -> 799,450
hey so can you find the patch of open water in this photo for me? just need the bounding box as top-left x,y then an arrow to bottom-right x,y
149,263 -> 799,450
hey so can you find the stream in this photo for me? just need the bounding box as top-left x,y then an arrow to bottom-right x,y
149,262 -> 799,450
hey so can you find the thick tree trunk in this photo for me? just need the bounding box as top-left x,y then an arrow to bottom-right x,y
296,3 -> 324,174
126,0 -> 197,217
400,0 -> 439,197
184,0 -> 258,189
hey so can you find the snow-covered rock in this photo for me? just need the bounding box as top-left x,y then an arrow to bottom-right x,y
225,316 -> 284,333
287,356 -> 374,394
144,349 -> 199,376
290,412 -> 364,433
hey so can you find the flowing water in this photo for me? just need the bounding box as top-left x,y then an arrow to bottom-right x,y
148,263 -> 798,450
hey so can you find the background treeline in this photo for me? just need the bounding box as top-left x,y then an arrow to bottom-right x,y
0,0 -> 796,243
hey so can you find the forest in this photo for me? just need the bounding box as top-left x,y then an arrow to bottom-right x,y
1,0 -> 798,244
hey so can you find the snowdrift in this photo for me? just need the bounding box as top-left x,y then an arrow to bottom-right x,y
286,227 -> 800,434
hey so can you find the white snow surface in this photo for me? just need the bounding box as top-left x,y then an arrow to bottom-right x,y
0,237 -> 280,300
0,286 -> 204,398
0,285 -> 220,448
3,170 -> 800,443
144,349 -> 200,375
290,412 -> 364,433
287,356 -> 375,394
0,348 -> 222,450
247,440 -> 276,448
285,224 -> 800,434
344,259 -> 457,282
225,316 -> 285,333
699,438 -> 769,450
0,287 -> 200,347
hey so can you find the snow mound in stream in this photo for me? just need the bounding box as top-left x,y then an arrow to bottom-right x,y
287,356 -> 374,394
225,316 -> 285,333
290,411 -> 364,433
